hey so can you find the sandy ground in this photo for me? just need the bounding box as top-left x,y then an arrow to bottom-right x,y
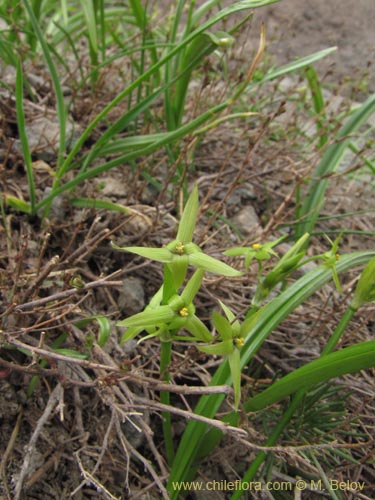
249,0 -> 375,95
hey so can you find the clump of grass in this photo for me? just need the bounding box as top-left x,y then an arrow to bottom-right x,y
3,0 -> 344,221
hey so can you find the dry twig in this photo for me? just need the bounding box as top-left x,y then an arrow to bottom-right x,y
14,383 -> 63,500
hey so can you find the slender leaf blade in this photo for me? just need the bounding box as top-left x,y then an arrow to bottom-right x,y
245,341 -> 375,411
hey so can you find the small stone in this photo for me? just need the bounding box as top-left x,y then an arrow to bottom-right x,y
118,277 -> 145,315
13,114 -> 77,161
96,176 -> 129,198
121,338 -> 138,356
231,205 -> 261,235
38,187 -> 66,220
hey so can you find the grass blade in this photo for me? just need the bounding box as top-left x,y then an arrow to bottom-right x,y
305,65 -> 328,148
35,99 -> 229,211
55,0 -> 277,179
255,46 -> 337,85
70,197 -> 132,214
22,0 -> 67,170
15,59 -> 35,213
245,341 -> 375,411
79,0 -> 98,53
295,92 -> 375,239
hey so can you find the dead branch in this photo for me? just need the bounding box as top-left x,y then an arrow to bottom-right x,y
131,396 -> 247,438
14,383 -> 63,500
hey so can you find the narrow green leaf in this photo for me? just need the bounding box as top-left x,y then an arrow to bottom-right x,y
167,258 -> 189,290
171,28 -> 236,127
79,0 -> 98,52
277,233 -> 309,266
245,341 -> 375,411
305,65 -> 328,148
4,195 -> 32,214
71,197 -> 132,214
15,59 -> 36,213
97,133 -> 168,155
73,314 -> 111,347
121,326 -> 144,344
351,256 -> 375,309
228,348 -> 241,409
61,0 -> 68,24
306,66 -> 325,115
22,0 -> 66,168
53,348 -> 89,360
194,411 -> 240,461
255,47 -> 337,86
218,300 -> 236,323
162,265 -> 177,305
296,92 -> 375,238
192,0 -> 278,25
96,316 -> 111,347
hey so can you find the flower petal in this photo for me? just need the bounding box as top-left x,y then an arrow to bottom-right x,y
197,339 -> 233,355
111,243 -> 172,263
218,300 -> 236,322
224,247 -> 249,257
120,326 -> 144,343
117,305 -> 175,328
185,315 -> 212,342
176,185 -> 199,244
228,348 -> 241,409
189,252 -> 242,276
181,269 -> 204,303
212,311 -> 233,340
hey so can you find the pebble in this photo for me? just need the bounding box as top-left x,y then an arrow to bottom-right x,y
118,277 -> 145,315
231,205 -> 261,235
13,114 -> 77,161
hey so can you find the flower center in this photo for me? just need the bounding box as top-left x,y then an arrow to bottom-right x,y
234,337 -> 244,348
179,307 -> 189,317
175,242 -> 185,255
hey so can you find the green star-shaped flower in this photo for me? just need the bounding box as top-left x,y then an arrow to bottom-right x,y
197,301 -> 252,409
112,185 -> 241,289
224,235 -> 286,271
118,269 -> 212,344
317,234 -> 343,293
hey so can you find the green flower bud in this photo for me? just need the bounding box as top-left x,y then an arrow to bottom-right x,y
351,257 -> 375,310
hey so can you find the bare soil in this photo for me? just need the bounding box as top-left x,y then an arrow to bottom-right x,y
250,0 -> 375,98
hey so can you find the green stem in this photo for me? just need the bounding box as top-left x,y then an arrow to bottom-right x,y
321,305 -> 357,355
160,340 -> 175,465
231,303 -> 359,498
